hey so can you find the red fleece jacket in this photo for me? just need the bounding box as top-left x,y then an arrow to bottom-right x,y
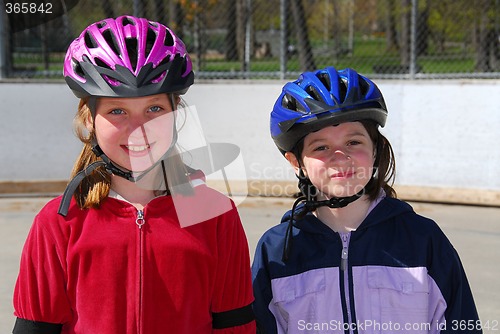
13,185 -> 255,333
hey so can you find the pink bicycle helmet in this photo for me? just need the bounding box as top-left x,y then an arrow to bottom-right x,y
63,15 -> 194,98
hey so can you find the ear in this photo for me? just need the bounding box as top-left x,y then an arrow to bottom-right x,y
285,151 -> 302,176
170,94 -> 181,111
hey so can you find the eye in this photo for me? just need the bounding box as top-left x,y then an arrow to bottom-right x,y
109,108 -> 125,115
313,145 -> 328,152
148,105 -> 164,113
347,140 -> 361,146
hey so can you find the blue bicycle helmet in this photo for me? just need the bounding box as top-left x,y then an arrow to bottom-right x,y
270,67 -> 388,153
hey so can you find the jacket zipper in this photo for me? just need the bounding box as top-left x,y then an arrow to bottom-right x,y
136,209 -> 145,334
340,232 -> 355,334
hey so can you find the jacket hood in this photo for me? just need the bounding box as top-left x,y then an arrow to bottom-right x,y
281,197 -> 415,235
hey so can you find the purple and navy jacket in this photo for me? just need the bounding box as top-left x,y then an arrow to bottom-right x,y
252,196 -> 481,333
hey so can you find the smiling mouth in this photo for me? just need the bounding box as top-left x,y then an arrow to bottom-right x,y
330,171 -> 355,178
124,144 -> 151,152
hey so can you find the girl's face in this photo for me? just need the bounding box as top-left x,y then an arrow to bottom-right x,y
287,122 -> 376,199
92,93 -> 176,172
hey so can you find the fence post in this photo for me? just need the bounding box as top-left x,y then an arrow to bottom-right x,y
133,0 -> 141,17
280,0 -> 286,80
409,0 -> 418,79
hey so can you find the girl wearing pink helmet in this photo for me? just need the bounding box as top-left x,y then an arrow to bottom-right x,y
13,16 -> 255,333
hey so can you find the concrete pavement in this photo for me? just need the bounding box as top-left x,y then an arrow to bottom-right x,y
1,196 -> 499,333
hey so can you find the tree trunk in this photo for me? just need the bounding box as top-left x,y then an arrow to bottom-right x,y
101,0 -> 115,18
225,0 -> 238,61
192,0 -> 206,71
385,0 -> 399,51
289,0 -> 316,71
331,0 -> 342,58
416,2 -> 430,57
236,0 -> 246,64
153,0 -> 167,23
168,0 -> 185,39
400,0 -> 411,67
475,0 -> 495,71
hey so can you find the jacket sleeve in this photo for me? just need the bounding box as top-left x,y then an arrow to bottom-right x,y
252,234 -> 281,334
211,205 -> 256,333
13,211 -> 72,330
429,227 -> 482,334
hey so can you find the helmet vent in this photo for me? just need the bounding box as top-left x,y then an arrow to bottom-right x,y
164,30 -> 175,47
180,57 -> 187,74
122,17 -> 136,27
145,28 -> 157,59
359,77 -> 370,97
338,78 -> 348,102
282,94 -> 296,110
102,30 -> 121,57
317,73 -> 331,91
150,57 -> 169,83
305,85 -> 322,102
125,38 -> 138,72
72,58 -> 85,78
94,57 -> 111,70
97,21 -> 107,29
84,31 -> 98,49
283,94 -> 306,113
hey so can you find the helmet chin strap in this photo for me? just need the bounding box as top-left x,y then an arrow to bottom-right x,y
282,169 -> 366,262
296,167 -> 364,211
282,161 -> 374,262
304,189 -> 364,210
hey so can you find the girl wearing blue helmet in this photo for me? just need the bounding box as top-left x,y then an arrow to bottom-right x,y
252,67 -> 481,333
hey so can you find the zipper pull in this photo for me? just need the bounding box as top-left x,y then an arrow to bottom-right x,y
136,210 -> 145,229
341,247 -> 348,271
340,232 -> 350,271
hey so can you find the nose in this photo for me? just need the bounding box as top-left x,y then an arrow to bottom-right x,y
128,113 -> 149,129
330,149 -> 351,163
127,115 -> 150,143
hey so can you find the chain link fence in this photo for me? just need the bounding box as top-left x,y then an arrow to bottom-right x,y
2,0 -> 500,80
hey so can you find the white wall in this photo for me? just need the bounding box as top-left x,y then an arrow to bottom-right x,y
1,80 -> 499,203
0,83 -> 80,180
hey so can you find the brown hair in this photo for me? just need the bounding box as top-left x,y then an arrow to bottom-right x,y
360,120 -> 397,200
70,99 -> 111,209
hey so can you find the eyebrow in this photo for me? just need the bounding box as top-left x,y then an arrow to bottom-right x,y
98,96 -> 166,108
305,131 -> 368,147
